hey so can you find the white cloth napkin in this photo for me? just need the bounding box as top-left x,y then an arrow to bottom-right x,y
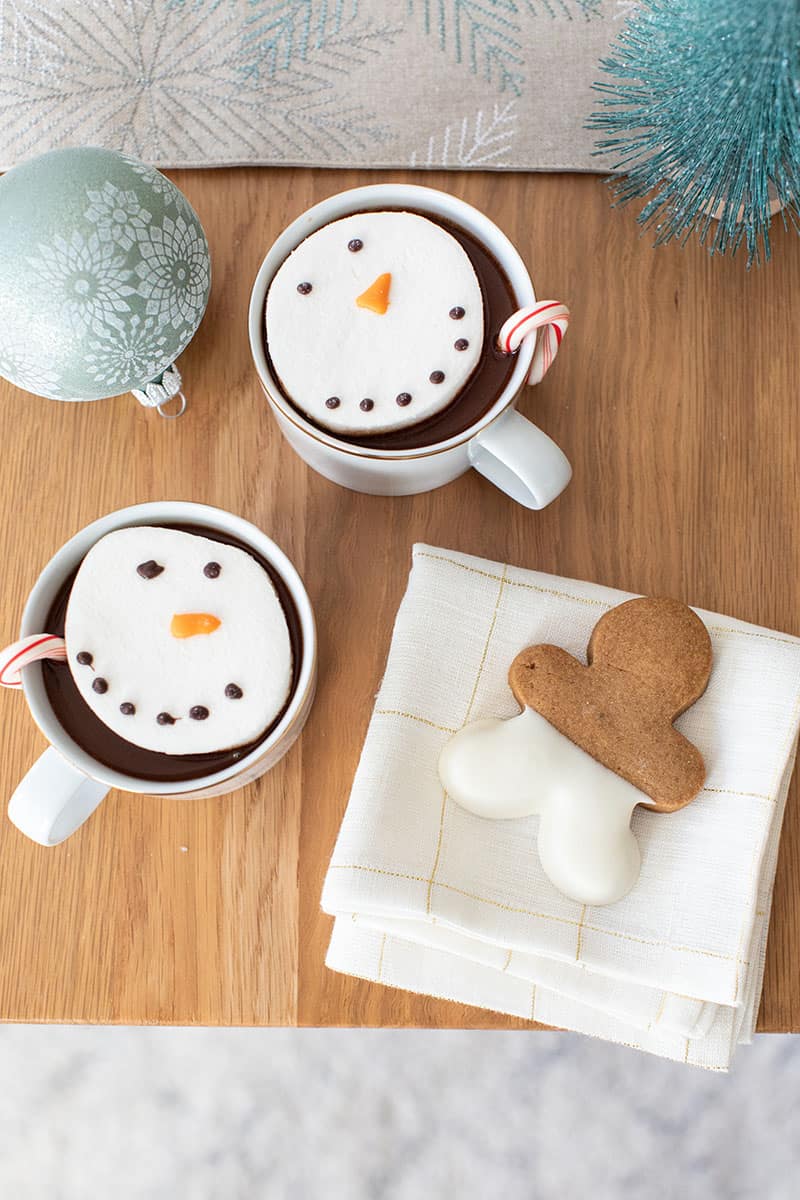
322,546 -> 800,1070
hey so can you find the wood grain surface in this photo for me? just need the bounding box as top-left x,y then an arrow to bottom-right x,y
0,167 -> 798,1031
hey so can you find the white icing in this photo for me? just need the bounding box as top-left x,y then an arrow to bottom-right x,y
65,527 -> 293,755
265,211 -> 484,436
437,708 -> 645,906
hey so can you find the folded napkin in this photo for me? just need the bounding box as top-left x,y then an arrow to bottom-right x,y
322,546 -> 800,1070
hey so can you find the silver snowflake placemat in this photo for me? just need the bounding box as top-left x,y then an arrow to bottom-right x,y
0,1 -> 630,173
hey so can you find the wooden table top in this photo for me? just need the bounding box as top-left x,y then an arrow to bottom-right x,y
0,167 -> 798,1031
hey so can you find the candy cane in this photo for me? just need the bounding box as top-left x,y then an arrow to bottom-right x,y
497,301 -> 570,386
0,634 -> 67,688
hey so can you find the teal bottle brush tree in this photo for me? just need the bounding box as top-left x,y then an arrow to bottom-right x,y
589,0 -> 800,265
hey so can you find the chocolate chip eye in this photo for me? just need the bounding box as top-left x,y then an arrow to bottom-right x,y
157,712 -> 176,725
120,702 -> 135,716
203,562 -> 221,579
297,281 -> 312,295
225,683 -> 243,699
137,560 -> 164,580
348,238 -> 363,252
92,677 -> 108,694
190,705 -> 209,721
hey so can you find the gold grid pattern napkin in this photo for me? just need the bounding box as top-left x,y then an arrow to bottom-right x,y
321,545 -> 800,1070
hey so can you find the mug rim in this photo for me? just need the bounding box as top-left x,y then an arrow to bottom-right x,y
248,183 -> 536,462
19,501 -> 317,796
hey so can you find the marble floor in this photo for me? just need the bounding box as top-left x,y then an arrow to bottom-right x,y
0,1026 -> 798,1199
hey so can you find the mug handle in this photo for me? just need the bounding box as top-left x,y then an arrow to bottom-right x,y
468,408 -> 572,510
8,748 -> 109,846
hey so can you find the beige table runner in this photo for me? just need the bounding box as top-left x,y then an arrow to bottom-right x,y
0,0 -> 627,172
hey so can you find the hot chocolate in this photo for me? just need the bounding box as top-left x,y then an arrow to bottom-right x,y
264,211 -> 518,452
41,524 -> 303,783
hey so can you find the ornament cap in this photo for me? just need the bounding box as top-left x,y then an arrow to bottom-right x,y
131,363 -> 187,418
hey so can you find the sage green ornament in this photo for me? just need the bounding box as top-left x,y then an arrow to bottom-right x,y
0,147 -> 211,416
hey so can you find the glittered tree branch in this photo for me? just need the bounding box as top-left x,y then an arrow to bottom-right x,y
589,0 -> 800,265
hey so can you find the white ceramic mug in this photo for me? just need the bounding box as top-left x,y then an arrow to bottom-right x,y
7,502 -> 317,846
248,184 -> 572,510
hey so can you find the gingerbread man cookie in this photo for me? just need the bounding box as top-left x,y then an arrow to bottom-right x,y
438,597 -> 712,905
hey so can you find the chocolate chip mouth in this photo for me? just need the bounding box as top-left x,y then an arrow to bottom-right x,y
74,650 -> 248,730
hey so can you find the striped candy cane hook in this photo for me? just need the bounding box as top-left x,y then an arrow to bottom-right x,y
497,301 -> 570,386
0,634 -> 67,688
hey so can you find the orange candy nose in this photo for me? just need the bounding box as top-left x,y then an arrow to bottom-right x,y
356,272 -> 391,314
170,612 -> 221,639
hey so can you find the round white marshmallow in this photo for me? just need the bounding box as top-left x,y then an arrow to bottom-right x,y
265,211 -> 484,436
65,526 -> 293,755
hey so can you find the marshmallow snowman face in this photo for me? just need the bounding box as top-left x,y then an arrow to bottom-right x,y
65,527 -> 293,755
438,708 -> 646,906
265,211 -> 484,436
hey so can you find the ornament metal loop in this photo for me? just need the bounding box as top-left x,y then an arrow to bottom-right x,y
156,391 -> 187,419
133,363 -> 186,416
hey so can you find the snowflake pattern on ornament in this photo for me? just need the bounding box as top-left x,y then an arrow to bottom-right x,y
84,182 -> 153,251
26,231 -> 136,333
134,211 -> 211,332
84,314 -> 170,390
119,156 -> 180,202
26,184 -> 208,347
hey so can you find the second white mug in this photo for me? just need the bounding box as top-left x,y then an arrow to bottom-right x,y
7,502 -> 317,846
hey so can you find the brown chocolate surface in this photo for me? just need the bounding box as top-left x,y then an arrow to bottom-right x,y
264,213 -> 519,451
509,597 -> 713,813
42,524 -> 302,784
